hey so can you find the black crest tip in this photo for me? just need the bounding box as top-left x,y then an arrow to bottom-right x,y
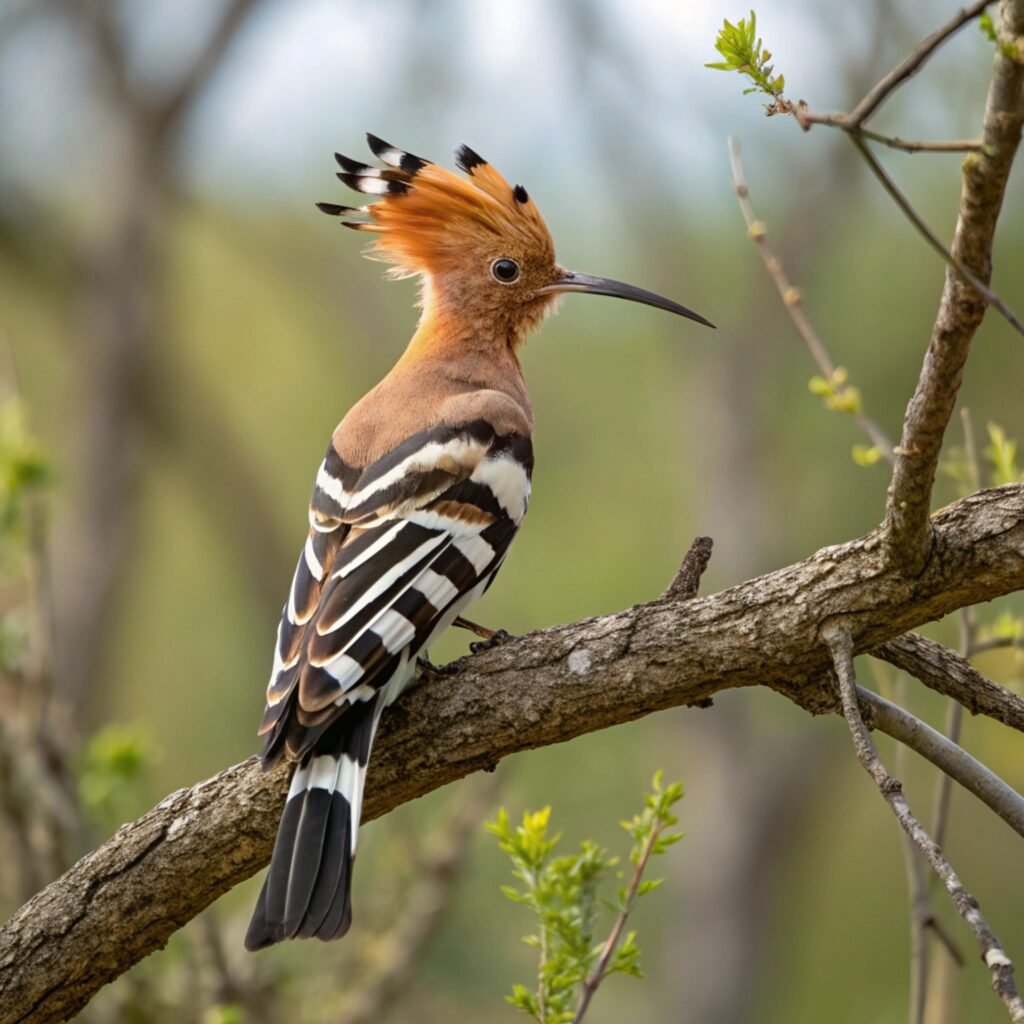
513,184 -> 529,204
334,152 -> 371,174
365,132 -> 392,157
316,201 -> 358,217
456,144 -> 486,174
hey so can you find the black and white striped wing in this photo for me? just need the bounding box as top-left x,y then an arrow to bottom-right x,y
257,422 -> 532,766
246,422 -> 531,948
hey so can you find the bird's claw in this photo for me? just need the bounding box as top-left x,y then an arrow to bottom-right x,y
469,628 -> 513,654
417,655 -> 457,684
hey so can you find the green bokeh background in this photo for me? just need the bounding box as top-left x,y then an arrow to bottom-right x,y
2,1 -> 1022,1020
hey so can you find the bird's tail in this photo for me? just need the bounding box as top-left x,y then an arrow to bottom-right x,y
245,698 -> 380,950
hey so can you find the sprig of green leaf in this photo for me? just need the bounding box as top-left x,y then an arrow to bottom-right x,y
706,11 -> 786,99
489,772 -> 685,1023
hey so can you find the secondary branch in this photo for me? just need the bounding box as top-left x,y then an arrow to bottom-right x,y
825,624 -> 1024,1022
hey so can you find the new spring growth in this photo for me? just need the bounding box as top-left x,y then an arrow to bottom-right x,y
489,772 -> 684,1024
706,11 -> 786,101
808,366 -> 862,415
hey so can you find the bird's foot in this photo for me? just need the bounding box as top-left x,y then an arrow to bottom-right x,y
469,628 -> 513,654
454,616 -> 514,653
416,654 -> 457,685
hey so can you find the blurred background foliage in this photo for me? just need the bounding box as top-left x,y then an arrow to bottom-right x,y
0,0 -> 1022,1021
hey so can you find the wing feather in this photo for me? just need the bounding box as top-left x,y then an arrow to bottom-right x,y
258,423 -> 532,766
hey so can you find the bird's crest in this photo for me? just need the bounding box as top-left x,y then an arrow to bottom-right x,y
317,134 -> 554,279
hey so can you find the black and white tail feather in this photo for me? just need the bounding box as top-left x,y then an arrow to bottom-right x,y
245,414 -> 532,950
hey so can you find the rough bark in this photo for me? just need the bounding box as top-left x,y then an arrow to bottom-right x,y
875,631 -> 1024,730
1,484 -> 1022,1024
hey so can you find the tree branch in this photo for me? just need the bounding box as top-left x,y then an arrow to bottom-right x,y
884,0 -> 1024,572
849,136 -> 1024,337
794,109 -> 983,152
846,0 -> 994,126
852,130 -> 982,154
858,686 -> 1024,839
776,0 -> 1024,340
873,632 -> 1024,731
1,485 -> 1023,1023
825,624 -> 1024,1023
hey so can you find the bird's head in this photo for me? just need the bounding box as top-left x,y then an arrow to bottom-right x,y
318,135 -> 714,346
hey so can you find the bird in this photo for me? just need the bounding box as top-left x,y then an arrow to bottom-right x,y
244,134 -> 713,951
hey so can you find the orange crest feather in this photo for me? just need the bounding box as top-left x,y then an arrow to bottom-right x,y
317,135 -> 554,279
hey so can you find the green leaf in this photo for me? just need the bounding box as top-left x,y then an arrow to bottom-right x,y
491,772 -> 686,1020
984,422 -> 1021,485
852,444 -> 883,468
707,10 -> 788,101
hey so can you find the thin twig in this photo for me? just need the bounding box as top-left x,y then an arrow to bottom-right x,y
901,814 -> 929,1024
776,0 -> 1024,344
859,686 -> 1024,840
932,694 -> 965,850
850,136 -> 1024,338
933,412 -> 979,853
774,122 -> 1024,338
824,623 -> 1024,1023
797,111 -> 982,153
727,138 -> 895,462
847,0 -> 994,126
573,818 -> 666,1023
891,672 -> 929,1024
857,130 -> 983,154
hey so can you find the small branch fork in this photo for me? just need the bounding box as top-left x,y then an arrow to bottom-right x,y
858,686 -> 1024,840
767,0 -> 1024,341
847,0 -> 992,127
824,623 -> 1024,1023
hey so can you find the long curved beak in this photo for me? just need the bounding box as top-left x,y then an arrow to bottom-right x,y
540,270 -> 715,328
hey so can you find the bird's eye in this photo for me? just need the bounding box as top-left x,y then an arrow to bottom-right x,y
490,258 -> 521,284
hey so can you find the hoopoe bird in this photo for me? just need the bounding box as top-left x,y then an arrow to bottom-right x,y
244,135 -> 713,950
